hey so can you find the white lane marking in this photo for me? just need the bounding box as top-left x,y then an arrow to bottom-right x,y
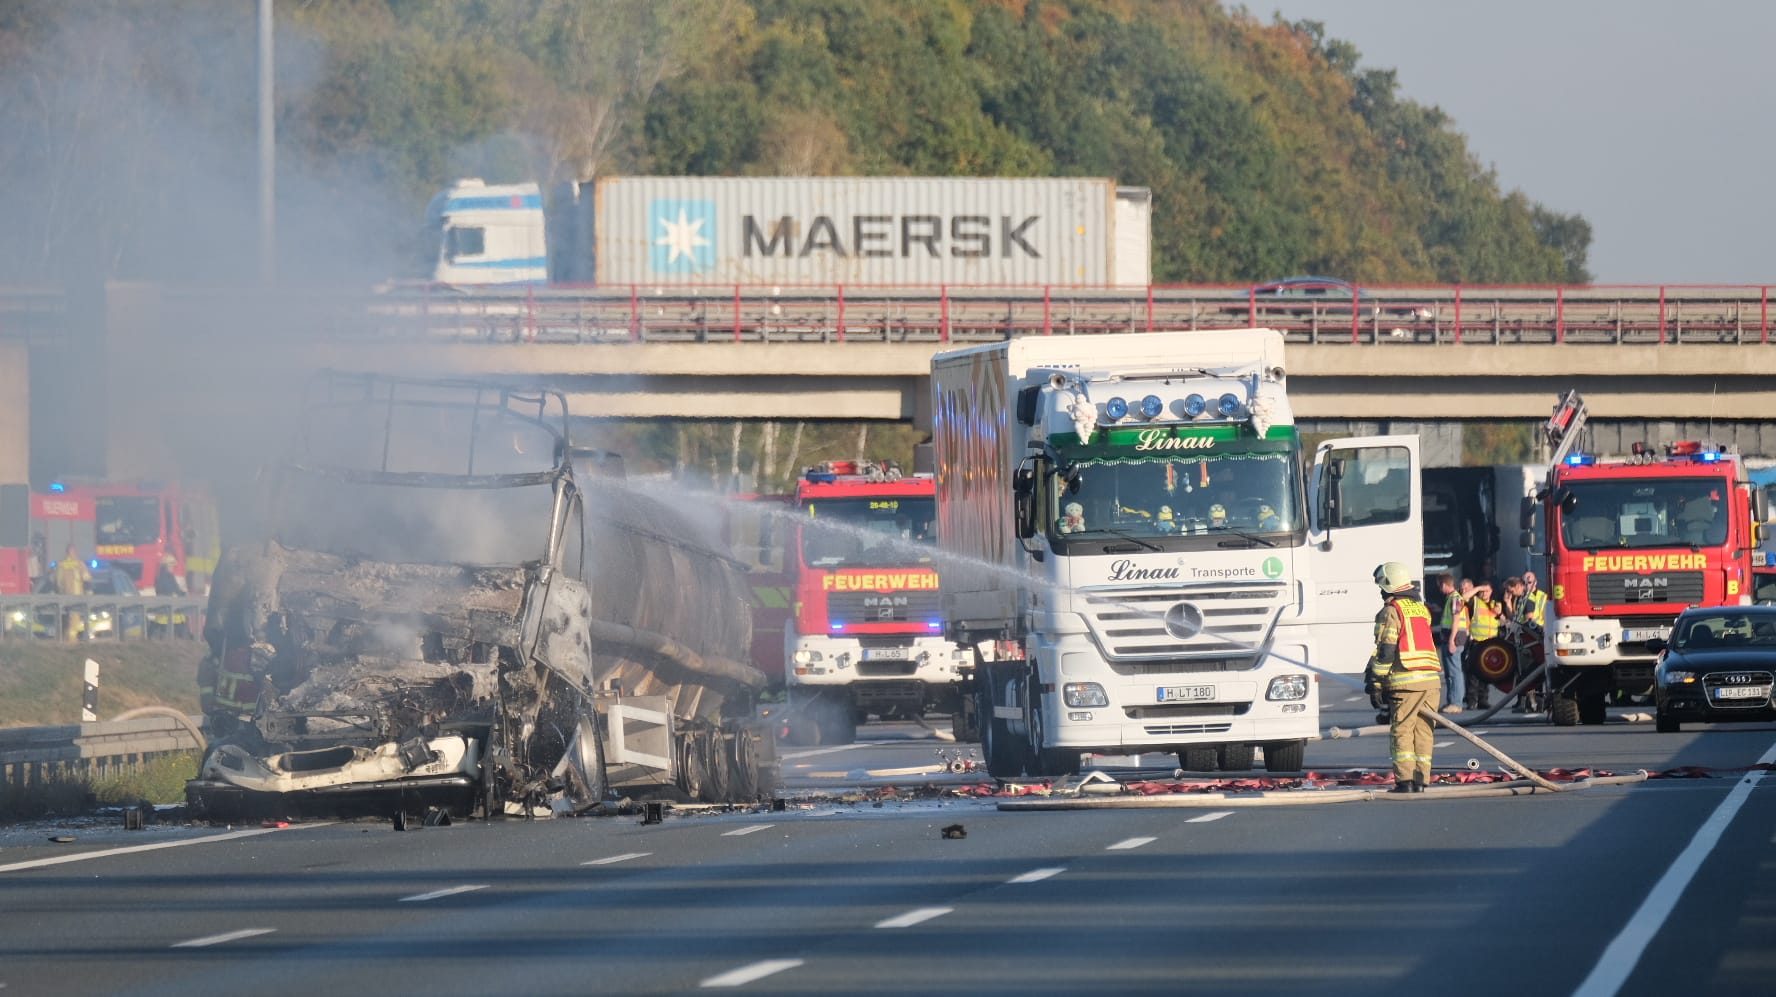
171,928 -> 276,948
876,907 -> 953,929
1573,736 -> 1776,997
1107,836 -> 1156,850
700,958 -> 805,988
1435,740 -> 1454,748
780,744 -> 866,760
582,852 -> 652,866
1008,867 -> 1065,884
1185,811 -> 1234,823
0,825 -> 308,874
398,884 -> 488,903
722,824 -> 775,837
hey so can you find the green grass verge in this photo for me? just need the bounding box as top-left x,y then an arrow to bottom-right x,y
0,751 -> 199,820
0,642 -> 203,727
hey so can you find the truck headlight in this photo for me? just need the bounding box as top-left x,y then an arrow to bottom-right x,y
1554,631 -> 1584,646
1062,682 -> 1109,707
792,649 -> 823,665
1266,674 -> 1309,700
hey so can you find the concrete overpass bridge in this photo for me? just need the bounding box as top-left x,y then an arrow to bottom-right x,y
7,281 -> 1776,482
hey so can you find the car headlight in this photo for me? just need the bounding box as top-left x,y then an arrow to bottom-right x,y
1062,682 -> 1109,708
7,610 -> 23,624
1660,669 -> 1698,685
1267,674 -> 1310,700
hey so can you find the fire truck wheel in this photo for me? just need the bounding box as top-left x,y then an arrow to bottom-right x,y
1579,692 -> 1609,725
1261,740 -> 1305,773
1179,746 -> 1218,772
1217,742 -> 1256,772
1550,693 -> 1581,727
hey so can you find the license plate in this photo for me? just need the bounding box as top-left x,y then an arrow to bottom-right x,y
1157,684 -> 1214,703
862,647 -> 910,661
1622,628 -> 1669,642
1713,686 -> 1771,701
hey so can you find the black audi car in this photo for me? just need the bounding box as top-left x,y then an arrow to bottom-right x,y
1648,606 -> 1776,732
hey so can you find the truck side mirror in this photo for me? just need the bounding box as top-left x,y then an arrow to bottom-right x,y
1519,529 -> 1534,549
1013,466 -> 1037,540
1015,385 -> 1042,426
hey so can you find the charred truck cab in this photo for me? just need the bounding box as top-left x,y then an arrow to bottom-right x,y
187,374 -> 774,820
931,330 -> 1421,779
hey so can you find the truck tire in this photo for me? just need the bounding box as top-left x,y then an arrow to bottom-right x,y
1027,705 -> 1080,777
1261,739 -> 1305,773
1550,693 -> 1581,727
1179,746 -> 1217,772
979,686 -> 1024,779
1217,742 -> 1256,772
1579,691 -> 1609,725
1654,710 -> 1680,734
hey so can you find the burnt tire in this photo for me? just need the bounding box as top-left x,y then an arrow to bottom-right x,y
1261,739 -> 1306,773
562,712 -> 608,810
1654,710 -> 1680,734
1217,743 -> 1256,772
1179,746 -> 1217,772
1550,694 -> 1581,727
702,734 -> 733,803
728,729 -> 762,801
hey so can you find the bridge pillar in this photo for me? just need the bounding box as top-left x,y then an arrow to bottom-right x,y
0,340 -> 27,484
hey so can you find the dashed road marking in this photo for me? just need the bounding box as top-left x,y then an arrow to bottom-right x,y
1435,740 -> 1454,748
722,824 -> 775,837
398,885 -> 488,903
0,826 -> 304,875
1007,867 -> 1065,884
582,852 -> 651,866
1185,811 -> 1233,823
172,928 -> 276,948
876,907 -> 953,929
1107,837 -> 1156,851
700,958 -> 805,988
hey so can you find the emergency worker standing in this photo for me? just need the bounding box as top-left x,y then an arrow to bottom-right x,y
52,544 -> 91,642
1433,572 -> 1467,714
1364,562 -> 1442,793
1464,581 -> 1501,710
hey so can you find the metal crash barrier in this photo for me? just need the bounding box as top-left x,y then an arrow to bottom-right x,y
0,595 -> 207,642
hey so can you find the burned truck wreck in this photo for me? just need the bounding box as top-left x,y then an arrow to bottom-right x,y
187,374 -> 775,820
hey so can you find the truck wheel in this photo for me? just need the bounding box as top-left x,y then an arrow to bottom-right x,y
1654,710 -> 1680,734
563,712 -> 608,810
1261,740 -> 1305,773
702,734 -> 734,803
979,686 -> 1024,779
1217,742 -> 1256,772
1579,691 -> 1609,725
728,729 -> 761,801
1550,694 -> 1581,727
1026,705 -> 1080,777
1179,746 -> 1217,772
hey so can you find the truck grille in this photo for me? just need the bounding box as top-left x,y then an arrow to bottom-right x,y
1079,581 -> 1287,668
827,590 -> 941,625
1586,571 -> 1705,605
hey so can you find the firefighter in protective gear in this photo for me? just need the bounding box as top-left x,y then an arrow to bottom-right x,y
1365,561 -> 1442,793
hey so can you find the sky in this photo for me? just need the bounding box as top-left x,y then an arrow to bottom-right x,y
1256,1 -> 1775,286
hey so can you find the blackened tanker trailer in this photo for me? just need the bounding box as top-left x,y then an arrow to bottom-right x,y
186,374 -> 775,820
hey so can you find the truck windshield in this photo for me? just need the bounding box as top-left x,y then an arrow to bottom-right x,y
271,468 -> 556,566
1556,477 -> 1729,549
801,497 -> 936,569
1050,451 -> 1301,540
95,496 -> 161,545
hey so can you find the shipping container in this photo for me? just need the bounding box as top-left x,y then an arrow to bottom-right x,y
565,176 -> 1151,287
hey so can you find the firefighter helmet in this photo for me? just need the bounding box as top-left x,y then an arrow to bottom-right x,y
1373,561 -> 1414,593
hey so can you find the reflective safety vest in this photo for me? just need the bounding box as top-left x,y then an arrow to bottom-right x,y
1523,589 -> 1548,628
1468,595 -> 1502,641
1440,593 -> 1468,634
207,645 -> 264,715
1370,596 -> 1442,690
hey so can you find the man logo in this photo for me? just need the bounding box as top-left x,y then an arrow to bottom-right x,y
651,200 -> 716,274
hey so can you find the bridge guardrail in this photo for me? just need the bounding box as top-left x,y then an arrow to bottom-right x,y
0,595 -> 206,643
0,714 -> 205,790
12,282 -> 1776,348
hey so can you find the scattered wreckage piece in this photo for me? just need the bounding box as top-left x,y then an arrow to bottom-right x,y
186,373 -> 776,822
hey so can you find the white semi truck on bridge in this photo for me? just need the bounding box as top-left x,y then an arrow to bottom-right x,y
930,329 -> 1422,778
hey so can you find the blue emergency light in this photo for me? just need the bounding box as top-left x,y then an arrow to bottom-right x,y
49,482 -> 65,493
1564,454 -> 1595,466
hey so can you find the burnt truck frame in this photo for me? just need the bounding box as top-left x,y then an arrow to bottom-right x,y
187,374 -> 775,820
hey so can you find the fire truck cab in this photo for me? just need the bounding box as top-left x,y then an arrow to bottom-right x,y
1529,392 -> 1763,725
782,460 -> 971,744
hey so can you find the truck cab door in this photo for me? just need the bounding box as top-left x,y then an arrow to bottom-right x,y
1306,435 -> 1423,678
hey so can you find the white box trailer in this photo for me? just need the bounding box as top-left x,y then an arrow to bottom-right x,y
930,329 -> 1422,778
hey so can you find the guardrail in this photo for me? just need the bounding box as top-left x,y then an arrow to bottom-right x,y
0,595 -> 206,643
10,282 -> 1776,347
0,713 -> 205,790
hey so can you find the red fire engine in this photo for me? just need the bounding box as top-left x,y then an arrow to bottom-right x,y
0,481 -> 219,596
1531,392 -> 1763,725
780,460 -> 970,744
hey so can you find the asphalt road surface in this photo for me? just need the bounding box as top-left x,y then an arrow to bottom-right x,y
2,698 -> 1772,996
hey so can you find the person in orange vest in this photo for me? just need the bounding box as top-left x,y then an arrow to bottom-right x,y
1365,562 -> 1443,793
1463,580 -> 1502,710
